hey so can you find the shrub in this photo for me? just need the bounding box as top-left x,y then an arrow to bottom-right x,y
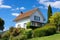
33,28 -> 46,37
20,29 -> 32,40
33,24 -> 56,37
11,28 -> 21,36
20,29 -> 33,38
44,24 -> 56,35
9,36 -> 14,40
23,29 -> 32,38
26,22 -> 39,29
26,22 -> 31,29
49,12 -> 60,31
9,27 -> 15,32
11,35 -> 27,40
1,31 -> 10,40
9,29 -> 32,40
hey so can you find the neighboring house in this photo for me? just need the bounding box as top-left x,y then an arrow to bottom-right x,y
14,8 -> 45,28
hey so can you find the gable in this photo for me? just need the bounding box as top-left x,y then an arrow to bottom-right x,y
30,10 -> 44,23
14,8 -> 45,22
14,8 -> 38,22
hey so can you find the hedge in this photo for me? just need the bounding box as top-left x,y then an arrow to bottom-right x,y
33,24 -> 56,37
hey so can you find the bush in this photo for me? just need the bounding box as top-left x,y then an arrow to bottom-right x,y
26,22 -> 39,29
44,24 -> 56,35
11,28 -> 22,36
26,22 -> 31,29
9,36 -> 14,40
33,24 -> 56,37
10,35 -> 27,40
2,28 -> 25,40
20,29 -> 32,38
9,27 -> 15,32
9,29 -> 32,40
1,31 -> 10,40
23,29 -> 32,38
33,28 -> 46,37
18,35 -> 27,40
19,29 -> 32,40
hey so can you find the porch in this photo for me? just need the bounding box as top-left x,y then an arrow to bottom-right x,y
30,21 -> 44,27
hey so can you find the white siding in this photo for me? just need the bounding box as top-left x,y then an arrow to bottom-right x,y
30,11 -> 44,23
15,17 -> 30,28
15,10 -> 45,28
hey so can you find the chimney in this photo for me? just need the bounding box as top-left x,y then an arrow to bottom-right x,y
21,11 -> 23,14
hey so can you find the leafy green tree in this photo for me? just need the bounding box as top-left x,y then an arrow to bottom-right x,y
26,22 -> 31,29
0,18 -> 4,31
9,27 -> 15,32
47,5 -> 52,23
49,12 -> 60,31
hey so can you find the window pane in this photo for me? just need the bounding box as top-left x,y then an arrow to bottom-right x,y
34,16 -> 40,21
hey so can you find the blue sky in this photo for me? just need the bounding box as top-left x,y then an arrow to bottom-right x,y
0,0 -> 60,31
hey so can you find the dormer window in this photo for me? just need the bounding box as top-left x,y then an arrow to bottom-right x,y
34,16 -> 40,21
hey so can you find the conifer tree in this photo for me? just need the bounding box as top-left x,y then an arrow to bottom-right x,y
47,5 -> 52,23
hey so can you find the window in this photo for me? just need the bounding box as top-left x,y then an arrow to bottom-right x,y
18,24 -> 21,27
17,24 -> 21,28
35,23 -> 38,26
34,16 -> 40,21
24,23 -> 26,27
31,22 -> 35,26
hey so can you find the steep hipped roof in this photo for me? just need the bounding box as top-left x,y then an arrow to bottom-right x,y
14,8 -> 44,22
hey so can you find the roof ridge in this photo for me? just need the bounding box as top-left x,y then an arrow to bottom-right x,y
14,8 -> 39,21
23,8 -> 38,14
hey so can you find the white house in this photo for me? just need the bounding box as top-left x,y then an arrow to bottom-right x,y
14,8 -> 45,28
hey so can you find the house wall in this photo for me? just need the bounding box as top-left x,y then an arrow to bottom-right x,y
15,17 -> 30,28
30,10 -> 44,23
15,10 -> 45,28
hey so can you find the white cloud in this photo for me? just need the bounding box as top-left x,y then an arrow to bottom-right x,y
11,8 -> 19,11
52,1 -> 60,8
0,0 -> 3,5
0,0 -> 12,8
20,7 -> 25,10
39,6 -> 48,9
12,13 -> 19,16
39,6 -> 43,8
0,5 -> 11,8
16,8 -> 19,10
11,7 -> 25,11
38,0 -> 60,9
38,0 -> 49,3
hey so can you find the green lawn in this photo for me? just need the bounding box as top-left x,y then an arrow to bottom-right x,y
28,33 -> 60,40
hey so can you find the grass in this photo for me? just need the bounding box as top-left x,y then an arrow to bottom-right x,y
28,33 -> 60,40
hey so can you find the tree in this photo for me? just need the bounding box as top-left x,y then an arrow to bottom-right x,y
49,12 -> 60,31
26,22 -> 31,29
47,5 -> 52,23
9,27 -> 15,32
0,18 -> 4,31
